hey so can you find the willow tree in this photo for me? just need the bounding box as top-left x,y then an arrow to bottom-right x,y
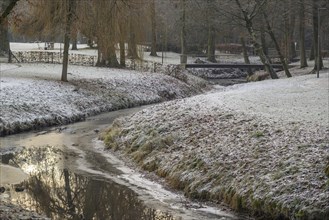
13,0 -> 78,81
96,0 -> 120,67
79,0 -> 118,67
127,0 -> 147,60
15,0 -> 67,43
117,10 -> 129,67
79,0 -> 147,66
0,0 -> 20,57
0,0 -> 19,24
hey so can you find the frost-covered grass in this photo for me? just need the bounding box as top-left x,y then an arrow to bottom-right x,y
0,63 -> 207,136
103,72 -> 329,219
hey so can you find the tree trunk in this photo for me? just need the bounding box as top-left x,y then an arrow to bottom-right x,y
235,0 -> 278,79
118,21 -> 126,67
207,25 -> 216,62
310,42 -> 315,60
0,20 -> 9,57
0,0 -> 12,60
312,0 -> 323,71
180,0 -> 186,56
96,39 -> 119,68
128,15 -> 138,59
119,39 -> 125,67
61,0 -> 76,82
299,0 -> 308,68
287,0 -> 297,61
149,0 -> 157,57
106,44 -> 119,67
241,37 -> 253,76
260,22 -> 268,56
128,33 -> 138,59
262,11 -> 292,77
207,0 -> 216,62
96,45 -> 105,67
62,32 -> 71,82
71,30 -> 78,50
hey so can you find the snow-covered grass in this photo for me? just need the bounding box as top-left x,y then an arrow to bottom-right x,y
103,71 -> 329,219
0,63 -> 207,136
3,42 -> 329,219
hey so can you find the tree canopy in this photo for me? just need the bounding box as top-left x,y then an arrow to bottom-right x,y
3,0 -> 328,80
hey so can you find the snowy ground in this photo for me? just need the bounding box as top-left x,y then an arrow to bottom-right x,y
0,63 -> 207,136
103,70 -> 329,219
3,42 -> 329,219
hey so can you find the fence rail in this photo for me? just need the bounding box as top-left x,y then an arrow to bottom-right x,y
11,51 -> 97,66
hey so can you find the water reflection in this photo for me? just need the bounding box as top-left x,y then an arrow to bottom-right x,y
3,147 -> 178,220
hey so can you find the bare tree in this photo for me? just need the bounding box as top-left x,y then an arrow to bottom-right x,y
180,0 -> 187,63
312,0 -> 324,72
234,0 -> 279,79
299,0 -> 308,68
149,0 -> 158,56
61,0 -> 76,82
259,1 -> 292,77
284,0 -> 297,61
241,36 -> 253,76
207,0 -> 217,62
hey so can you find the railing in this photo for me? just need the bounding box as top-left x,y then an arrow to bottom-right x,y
11,51 -> 97,66
9,50 -> 163,72
184,63 -> 294,70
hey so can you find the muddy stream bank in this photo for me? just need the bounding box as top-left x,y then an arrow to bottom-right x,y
0,106 -> 247,220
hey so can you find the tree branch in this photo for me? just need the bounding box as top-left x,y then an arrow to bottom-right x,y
0,0 -> 20,24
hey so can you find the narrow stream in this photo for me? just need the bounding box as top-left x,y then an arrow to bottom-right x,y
0,106 -> 246,220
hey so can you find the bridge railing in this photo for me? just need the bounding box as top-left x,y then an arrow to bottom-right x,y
184,63 -> 292,70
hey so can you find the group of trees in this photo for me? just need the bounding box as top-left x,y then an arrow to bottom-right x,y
1,0 -> 328,81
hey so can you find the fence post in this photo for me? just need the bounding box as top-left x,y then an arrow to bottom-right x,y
8,49 -> 12,63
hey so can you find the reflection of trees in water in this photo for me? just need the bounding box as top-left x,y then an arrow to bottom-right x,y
6,146 -> 176,219
25,167 -> 176,220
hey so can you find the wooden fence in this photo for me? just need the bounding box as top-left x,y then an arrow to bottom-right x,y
11,51 -> 97,66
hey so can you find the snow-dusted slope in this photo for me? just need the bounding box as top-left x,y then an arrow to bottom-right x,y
0,63 -> 206,136
103,72 -> 329,219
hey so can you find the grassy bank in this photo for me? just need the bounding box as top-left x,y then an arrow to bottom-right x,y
102,74 -> 329,220
0,63 -> 207,136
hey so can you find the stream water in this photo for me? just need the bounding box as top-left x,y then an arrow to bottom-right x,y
0,106 -> 246,220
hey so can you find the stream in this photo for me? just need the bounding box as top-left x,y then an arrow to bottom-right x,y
0,106 -> 246,220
